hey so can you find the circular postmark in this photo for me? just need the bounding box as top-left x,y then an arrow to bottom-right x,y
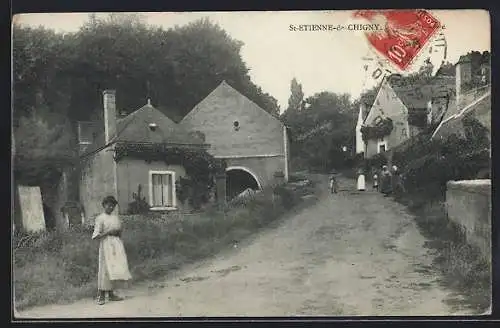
360,26 -> 447,93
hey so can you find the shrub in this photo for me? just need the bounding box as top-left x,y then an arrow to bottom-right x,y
364,153 -> 388,172
128,184 -> 149,214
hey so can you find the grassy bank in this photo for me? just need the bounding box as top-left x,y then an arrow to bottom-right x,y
395,191 -> 491,313
14,176 -> 319,311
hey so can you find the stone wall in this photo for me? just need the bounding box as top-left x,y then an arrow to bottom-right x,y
40,170 -> 69,231
17,186 -> 46,233
79,146 -> 117,224
446,179 -> 491,261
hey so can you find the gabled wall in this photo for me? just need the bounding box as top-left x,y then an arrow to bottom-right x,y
181,81 -> 288,187
181,82 -> 285,158
364,81 -> 410,158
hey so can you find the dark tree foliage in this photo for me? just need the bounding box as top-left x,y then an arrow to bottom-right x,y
282,91 -> 356,172
392,116 -> 490,196
13,14 -> 279,184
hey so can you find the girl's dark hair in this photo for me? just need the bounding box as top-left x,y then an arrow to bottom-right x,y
102,195 -> 118,207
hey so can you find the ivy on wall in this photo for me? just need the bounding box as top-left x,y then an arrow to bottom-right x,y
361,117 -> 394,142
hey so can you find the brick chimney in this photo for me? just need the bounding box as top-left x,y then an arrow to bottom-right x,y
455,57 -> 472,105
103,90 -> 117,144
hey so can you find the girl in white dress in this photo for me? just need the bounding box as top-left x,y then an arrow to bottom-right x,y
92,196 -> 132,305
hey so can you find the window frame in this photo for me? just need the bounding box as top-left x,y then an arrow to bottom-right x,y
148,170 -> 177,210
377,138 -> 388,154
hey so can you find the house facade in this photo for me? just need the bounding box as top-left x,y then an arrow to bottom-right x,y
180,81 -> 289,199
361,74 -> 456,159
78,91 -> 207,219
362,79 -> 411,158
74,81 -> 289,221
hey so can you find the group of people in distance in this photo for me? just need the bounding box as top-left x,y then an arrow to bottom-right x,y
372,165 -> 403,196
329,164 -> 404,196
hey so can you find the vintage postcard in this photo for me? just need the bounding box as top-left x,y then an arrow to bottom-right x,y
12,10 -> 491,319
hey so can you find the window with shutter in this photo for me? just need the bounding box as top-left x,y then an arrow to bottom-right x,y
149,171 -> 176,209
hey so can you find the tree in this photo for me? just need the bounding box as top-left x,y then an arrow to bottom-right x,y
14,109 -> 77,185
283,91 -> 356,171
13,14 -> 280,124
286,78 -> 304,113
418,58 -> 434,77
12,15 -> 282,184
435,61 -> 455,76
12,25 -> 73,124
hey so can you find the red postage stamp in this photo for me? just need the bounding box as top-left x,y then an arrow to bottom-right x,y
353,10 -> 441,71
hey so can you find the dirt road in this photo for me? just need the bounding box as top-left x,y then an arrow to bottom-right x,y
17,177 -> 473,318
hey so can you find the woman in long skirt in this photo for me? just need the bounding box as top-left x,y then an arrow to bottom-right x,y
92,195 -> 132,305
357,168 -> 366,191
380,165 -> 392,196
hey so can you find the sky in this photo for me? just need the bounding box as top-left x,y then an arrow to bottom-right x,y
15,10 -> 490,111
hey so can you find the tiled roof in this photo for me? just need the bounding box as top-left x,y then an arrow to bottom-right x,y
81,102 -> 206,157
116,103 -> 206,145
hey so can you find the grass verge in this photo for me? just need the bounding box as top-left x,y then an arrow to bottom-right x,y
395,191 -> 491,314
14,176 -> 320,311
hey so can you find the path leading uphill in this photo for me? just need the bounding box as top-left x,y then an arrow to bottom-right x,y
17,176 -> 473,318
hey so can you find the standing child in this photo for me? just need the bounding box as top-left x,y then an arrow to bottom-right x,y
92,196 -> 132,305
372,171 -> 379,191
329,175 -> 338,194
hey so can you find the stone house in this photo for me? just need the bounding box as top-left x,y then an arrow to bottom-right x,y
359,74 -> 455,159
45,81 -> 289,226
180,81 -> 289,200
356,55 -> 490,166
77,91 -> 208,220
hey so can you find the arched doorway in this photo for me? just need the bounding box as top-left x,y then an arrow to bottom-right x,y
225,167 -> 261,200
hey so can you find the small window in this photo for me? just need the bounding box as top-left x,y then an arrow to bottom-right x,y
150,171 -> 176,209
379,144 -> 386,153
233,121 -> 240,131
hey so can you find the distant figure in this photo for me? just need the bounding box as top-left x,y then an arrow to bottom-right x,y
372,172 -> 379,191
329,174 -> 338,194
357,168 -> 366,191
380,165 -> 393,196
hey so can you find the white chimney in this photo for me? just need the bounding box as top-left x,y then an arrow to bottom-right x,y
103,90 -> 117,144
455,58 -> 472,105
355,102 -> 366,154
